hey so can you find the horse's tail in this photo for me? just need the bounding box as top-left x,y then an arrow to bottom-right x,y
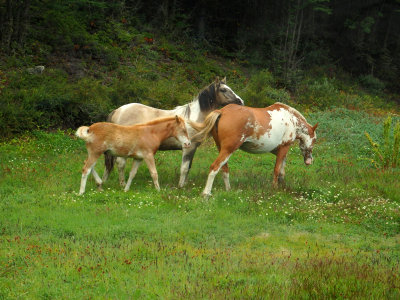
75,126 -> 92,142
189,111 -> 222,143
104,109 -> 116,175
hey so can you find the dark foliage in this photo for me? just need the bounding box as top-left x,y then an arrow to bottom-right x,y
1,0 -> 399,87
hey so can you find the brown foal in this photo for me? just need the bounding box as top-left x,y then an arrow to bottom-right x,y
76,116 -> 191,195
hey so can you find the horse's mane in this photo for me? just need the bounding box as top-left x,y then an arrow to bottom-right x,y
197,82 -> 216,112
171,82 -> 214,116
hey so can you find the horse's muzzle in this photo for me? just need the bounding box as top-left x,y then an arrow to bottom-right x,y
304,157 -> 313,165
235,98 -> 244,105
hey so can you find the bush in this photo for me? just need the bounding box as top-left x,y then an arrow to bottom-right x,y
242,70 -> 291,107
0,70 -> 113,137
296,77 -> 341,109
358,75 -> 385,94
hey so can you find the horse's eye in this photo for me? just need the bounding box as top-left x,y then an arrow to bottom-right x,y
220,88 -> 226,93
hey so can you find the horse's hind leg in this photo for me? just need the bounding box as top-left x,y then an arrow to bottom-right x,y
91,168 -> 103,191
79,153 -> 100,195
203,151 -> 232,197
221,164 -> 231,191
124,159 -> 142,192
116,157 -> 127,187
178,143 -> 198,188
102,151 -> 115,185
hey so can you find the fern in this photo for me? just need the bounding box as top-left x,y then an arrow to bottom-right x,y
364,115 -> 400,169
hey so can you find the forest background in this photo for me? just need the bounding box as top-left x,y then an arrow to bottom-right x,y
1,0 -> 400,136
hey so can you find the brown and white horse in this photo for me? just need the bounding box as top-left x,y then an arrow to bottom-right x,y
102,77 -> 244,188
190,103 -> 318,196
76,116 -> 191,195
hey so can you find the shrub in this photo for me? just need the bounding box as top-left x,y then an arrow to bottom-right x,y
296,77 -> 341,109
242,70 -> 291,107
358,75 -> 385,94
364,115 -> 400,169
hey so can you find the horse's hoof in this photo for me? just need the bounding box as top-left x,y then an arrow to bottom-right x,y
202,192 -> 211,199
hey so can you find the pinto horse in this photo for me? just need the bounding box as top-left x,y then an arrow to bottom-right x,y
76,116 -> 191,195
190,103 -> 318,196
102,77 -> 244,189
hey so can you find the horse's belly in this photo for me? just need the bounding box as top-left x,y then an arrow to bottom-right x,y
159,137 -> 182,151
240,132 -> 283,154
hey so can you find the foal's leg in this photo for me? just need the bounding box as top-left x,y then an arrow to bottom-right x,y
91,168 -> 103,191
101,152 -> 114,185
143,155 -> 160,191
124,159 -> 142,192
79,153 -> 101,195
116,157 -> 127,187
273,145 -> 290,188
178,143 -> 198,188
203,151 -> 232,197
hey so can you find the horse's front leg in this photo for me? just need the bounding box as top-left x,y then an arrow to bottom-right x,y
272,145 -> 290,188
203,151 -> 232,197
178,143 -> 199,188
144,155 -> 160,191
278,157 -> 286,186
116,157 -> 127,187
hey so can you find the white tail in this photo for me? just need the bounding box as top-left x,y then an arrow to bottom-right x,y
75,126 -> 91,142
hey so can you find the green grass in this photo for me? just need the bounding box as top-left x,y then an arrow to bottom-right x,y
1,109 -> 400,298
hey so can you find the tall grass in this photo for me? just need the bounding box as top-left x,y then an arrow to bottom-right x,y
1,109 -> 400,298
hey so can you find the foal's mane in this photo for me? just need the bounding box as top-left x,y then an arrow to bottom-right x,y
139,116 -> 180,126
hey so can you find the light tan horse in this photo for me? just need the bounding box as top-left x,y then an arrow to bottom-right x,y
102,77 -> 244,188
190,103 -> 318,197
76,116 -> 191,195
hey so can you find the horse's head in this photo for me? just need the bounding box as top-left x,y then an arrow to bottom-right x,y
299,123 -> 318,165
198,77 -> 244,112
174,115 -> 191,148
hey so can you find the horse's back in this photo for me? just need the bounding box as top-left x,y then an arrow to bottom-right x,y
215,104 -> 295,153
111,103 -> 171,126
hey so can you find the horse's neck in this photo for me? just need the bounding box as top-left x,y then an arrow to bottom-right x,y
173,100 -> 205,122
147,120 -> 175,140
294,118 -> 310,140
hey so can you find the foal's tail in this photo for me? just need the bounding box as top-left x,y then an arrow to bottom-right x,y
189,111 -> 222,143
75,126 -> 92,142
104,110 -> 116,175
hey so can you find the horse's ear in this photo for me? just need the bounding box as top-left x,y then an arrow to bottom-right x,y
221,77 -> 226,84
215,77 -> 220,85
312,123 -> 319,132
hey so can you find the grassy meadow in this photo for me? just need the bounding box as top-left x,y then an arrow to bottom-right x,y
1,107 -> 400,298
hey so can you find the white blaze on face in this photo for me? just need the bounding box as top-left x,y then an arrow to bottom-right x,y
220,83 -> 244,105
177,127 -> 191,147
